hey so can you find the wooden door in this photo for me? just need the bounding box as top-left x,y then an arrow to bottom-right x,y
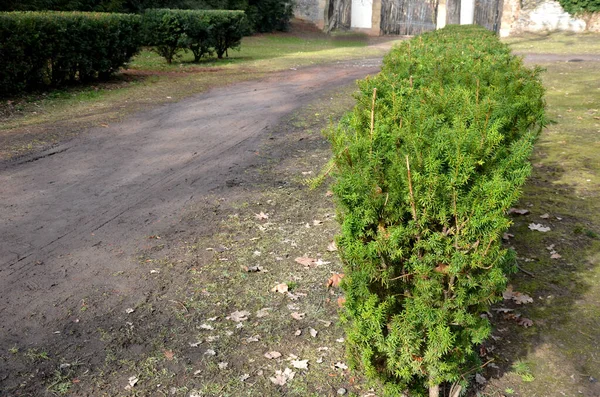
380,0 -> 438,35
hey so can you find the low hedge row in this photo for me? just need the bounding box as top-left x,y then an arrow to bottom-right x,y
142,9 -> 248,63
0,11 -> 142,95
330,25 -> 545,396
0,9 -> 248,95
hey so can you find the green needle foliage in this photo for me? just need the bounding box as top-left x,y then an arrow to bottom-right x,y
329,25 -> 546,396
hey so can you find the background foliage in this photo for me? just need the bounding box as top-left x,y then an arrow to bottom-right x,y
0,11 -> 142,95
556,0 -> 600,15
142,9 -> 248,62
0,0 -> 293,32
329,25 -> 546,395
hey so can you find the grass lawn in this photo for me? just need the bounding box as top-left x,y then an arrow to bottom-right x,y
502,31 -> 600,54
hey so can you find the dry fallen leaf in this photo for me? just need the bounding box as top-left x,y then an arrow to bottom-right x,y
228,310 -> 250,322
337,296 -> 346,307
318,319 -> 332,327
326,273 -> 344,288
502,233 -> 514,241
513,293 -> 533,305
256,307 -> 272,318
218,362 -> 228,370
204,349 -> 216,356
163,350 -> 174,360
314,258 -> 330,266
291,359 -> 309,370
327,241 -> 337,252
255,212 -> 269,220
540,213 -> 550,219
128,376 -> 138,387
528,223 -> 551,232
270,368 -> 295,385
295,257 -> 317,268
503,285 -> 533,305
334,362 -> 348,370
291,312 -> 306,320
518,317 -> 534,327
272,283 -> 289,294
509,208 -> 530,215
313,220 -> 323,226
550,252 -> 562,259
325,190 -> 334,197
294,329 -> 302,336
199,323 -> 214,330
244,265 -> 264,273
309,328 -> 318,338
264,351 -> 282,359
240,374 -> 250,382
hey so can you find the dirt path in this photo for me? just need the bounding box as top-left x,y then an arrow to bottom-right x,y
0,59 -> 381,349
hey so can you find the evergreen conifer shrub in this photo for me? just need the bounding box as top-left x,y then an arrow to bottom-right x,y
329,25 -> 545,396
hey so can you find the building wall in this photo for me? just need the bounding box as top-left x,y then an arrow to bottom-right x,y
500,0 -> 600,35
294,0 -> 324,24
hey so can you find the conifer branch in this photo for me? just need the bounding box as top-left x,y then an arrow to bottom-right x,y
406,155 -> 417,222
370,88 -> 377,154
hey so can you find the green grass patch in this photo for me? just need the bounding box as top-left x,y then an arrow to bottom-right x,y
503,31 -> 600,54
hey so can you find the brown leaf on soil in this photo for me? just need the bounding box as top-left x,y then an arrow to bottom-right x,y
264,351 -> 282,359
295,256 -> 317,268
255,211 -> 269,220
539,213 -> 550,219
327,241 -> 337,252
272,283 -> 289,294
503,285 -> 533,304
291,312 -> 306,320
513,292 -> 533,305
508,208 -> 530,215
550,252 -> 562,259
337,296 -> 346,307
518,317 -> 534,327
325,191 -> 334,197
502,233 -> 514,241
434,264 -> 449,274
528,223 -> 551,232
163,350 -> 174,360
326,273 -> 344,288
243,265 -> 264,273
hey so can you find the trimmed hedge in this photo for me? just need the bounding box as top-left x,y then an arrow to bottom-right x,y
330,25 -> 545,396
0,11 -> 142,95
0,0 -> 294,33
142,9 -> 248,62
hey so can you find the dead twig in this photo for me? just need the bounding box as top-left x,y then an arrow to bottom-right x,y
516,264 -> 535,278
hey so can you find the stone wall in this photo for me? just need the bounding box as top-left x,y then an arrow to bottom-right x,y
294,0 -> 324,24
500,0 -> 599,35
